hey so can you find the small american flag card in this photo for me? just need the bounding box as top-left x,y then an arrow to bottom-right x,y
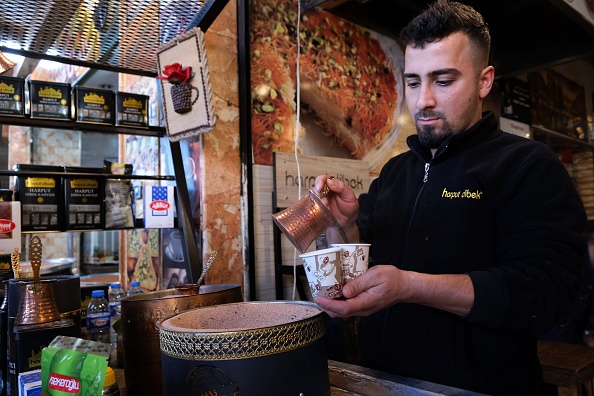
144,186 -> 175,228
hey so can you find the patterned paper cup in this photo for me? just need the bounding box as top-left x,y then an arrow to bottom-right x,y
331,243 -> 371,283
299,247 -> 344,299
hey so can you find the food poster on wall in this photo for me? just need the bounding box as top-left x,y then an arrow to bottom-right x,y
126,228 -> 160,292
123,135 -> 160,221
249,0 -> 405,171
122,134 -> 160,291
119,73 -> 161,289
528,68 -> 588,141
158,138 -> 201,289
162,229 -> 189,288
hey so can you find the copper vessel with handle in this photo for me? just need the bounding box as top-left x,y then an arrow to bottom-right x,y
14,236 -> 62,326
121,283 -> 242,396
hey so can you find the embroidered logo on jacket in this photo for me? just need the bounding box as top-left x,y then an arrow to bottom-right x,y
441,188 -> 483,199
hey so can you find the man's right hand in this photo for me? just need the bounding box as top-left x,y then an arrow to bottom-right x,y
314,175 -> 360,243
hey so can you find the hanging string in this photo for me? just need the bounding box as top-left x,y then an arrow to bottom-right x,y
179,16 -> 187,35
292,0 -> 303,301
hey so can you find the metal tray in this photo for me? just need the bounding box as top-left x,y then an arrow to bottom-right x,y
19,257 -> 76,275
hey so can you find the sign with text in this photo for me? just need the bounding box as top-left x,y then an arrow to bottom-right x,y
273,152 -> 374,207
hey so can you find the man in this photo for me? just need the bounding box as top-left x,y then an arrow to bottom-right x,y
313,1 -> 587,394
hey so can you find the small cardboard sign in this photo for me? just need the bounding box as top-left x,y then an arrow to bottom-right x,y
143,186 -> 175,228
273,152 -> 374,207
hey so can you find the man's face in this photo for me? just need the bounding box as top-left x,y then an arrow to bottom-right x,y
403,32 -> 492,149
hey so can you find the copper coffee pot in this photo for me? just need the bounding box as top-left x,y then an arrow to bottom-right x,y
272,186 -> 348,253
14,235 -> 62,326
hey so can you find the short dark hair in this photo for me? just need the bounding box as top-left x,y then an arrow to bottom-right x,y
399,0 -> 491,66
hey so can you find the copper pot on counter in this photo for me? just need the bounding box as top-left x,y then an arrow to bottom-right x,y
8,275 -> 81,335
121,284 -> 242,396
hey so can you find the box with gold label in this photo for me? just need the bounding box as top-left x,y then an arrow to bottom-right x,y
0,76 -> 25,117
28,81 -> 71,120
13,164 -> 63,232
115,91 -> 149,128
73,86 -> 114,125
64,166 -> 104,230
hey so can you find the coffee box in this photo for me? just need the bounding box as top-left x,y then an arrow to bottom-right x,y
28,81 -> 71,120
0,201 -> 21,258
8,319 -> 77,395
63,166 -> 104,231
143,186 -> 175,228
13,164 -> 63,232
73,86 -> 114,125
115,92 -> 149,128
18,369 -> 41,396
0,76 -> 25,117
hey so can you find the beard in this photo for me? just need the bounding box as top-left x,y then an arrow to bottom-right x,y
414,111 -> 455,149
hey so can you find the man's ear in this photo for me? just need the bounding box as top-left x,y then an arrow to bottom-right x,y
478,66 -> 495,99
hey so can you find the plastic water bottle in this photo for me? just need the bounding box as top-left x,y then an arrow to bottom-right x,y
127,281 -> 143,296
108,283 -> 124,349
86,289 -> 110,343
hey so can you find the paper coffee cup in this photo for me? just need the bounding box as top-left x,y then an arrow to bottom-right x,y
331,243 -> 371,283
299,247 -> 344,299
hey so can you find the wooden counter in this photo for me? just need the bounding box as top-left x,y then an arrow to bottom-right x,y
538,339 -> 594,396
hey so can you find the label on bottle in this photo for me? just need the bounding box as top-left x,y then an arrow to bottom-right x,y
86,312 -> 110,332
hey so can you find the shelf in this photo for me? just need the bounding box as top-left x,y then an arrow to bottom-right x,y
20,218 -> 179,233
531,125 -> 593,147
531,125 -> 594,154
0,115 -> 166,138
0,170 -> 175,181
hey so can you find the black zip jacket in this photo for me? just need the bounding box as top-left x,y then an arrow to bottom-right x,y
357,112 -> 587,395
